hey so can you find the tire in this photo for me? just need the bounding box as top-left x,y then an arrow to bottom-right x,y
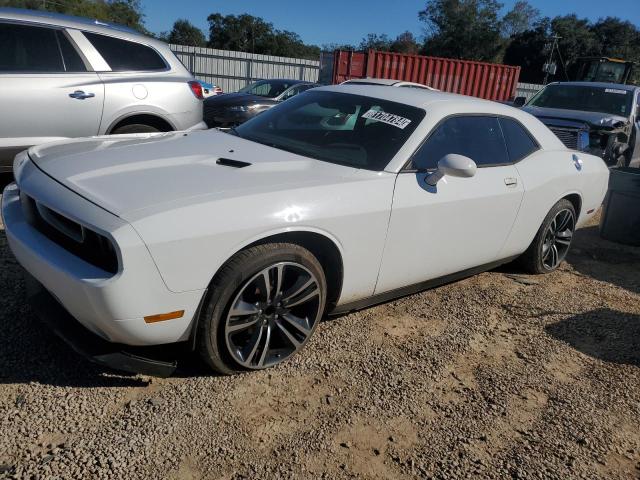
197,243 -> 327,375
111,124 -> 160,134
518,199 -> 577,274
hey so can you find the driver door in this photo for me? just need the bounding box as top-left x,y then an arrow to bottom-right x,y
375,115 -> 525,294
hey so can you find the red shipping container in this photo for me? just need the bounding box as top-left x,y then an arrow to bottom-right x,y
330,49 -> 520,102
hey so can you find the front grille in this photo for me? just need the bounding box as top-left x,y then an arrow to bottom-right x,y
203,105 -> 228,127
203,105 -> 226,120
549,127 -> 579,150
21,193 -> 119,275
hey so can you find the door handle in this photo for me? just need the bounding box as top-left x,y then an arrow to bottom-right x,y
504,177 -> 518,187
69,90 -> 95,100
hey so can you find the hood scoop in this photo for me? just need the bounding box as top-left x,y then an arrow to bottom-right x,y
216,158 -> 251,168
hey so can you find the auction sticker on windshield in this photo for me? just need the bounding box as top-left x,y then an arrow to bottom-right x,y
362,109 -> 412,129
605,88 -> 628,95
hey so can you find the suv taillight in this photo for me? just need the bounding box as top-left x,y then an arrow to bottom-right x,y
188,81 -> 204,100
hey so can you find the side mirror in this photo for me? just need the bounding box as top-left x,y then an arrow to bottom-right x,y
513,96 -> 526,107
426,154 -> 477,186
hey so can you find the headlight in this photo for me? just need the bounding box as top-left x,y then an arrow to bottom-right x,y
228,104 -> 262,112
13,150 -> 30,181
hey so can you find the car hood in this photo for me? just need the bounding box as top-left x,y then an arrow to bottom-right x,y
204,92 -> 278,107
28,130 -> 357,220
522,106 -> 629,129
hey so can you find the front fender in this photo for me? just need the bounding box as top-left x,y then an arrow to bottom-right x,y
130,172 -> 396,304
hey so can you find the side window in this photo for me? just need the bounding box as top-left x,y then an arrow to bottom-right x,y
412,116 -> 509,170
83,32 -> 166,71
0,23 -> 64,72
251,82 -> 272,96
499,117 -> 539,162
280,86 -> 301,101
56,31 -> 87,72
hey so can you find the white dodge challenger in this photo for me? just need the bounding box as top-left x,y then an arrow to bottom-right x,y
1,85 -> 609,376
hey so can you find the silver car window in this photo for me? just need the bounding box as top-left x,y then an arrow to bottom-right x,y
0,22 -> 64,72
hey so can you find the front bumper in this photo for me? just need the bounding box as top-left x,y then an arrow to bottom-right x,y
1,162 -> 206,347
203,109 -> 259,128
25,272 -> 178,377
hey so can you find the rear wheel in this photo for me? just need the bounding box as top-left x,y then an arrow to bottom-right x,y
197,243 -> 326,374
111,124 -> 160,134
519,199 -> 576,274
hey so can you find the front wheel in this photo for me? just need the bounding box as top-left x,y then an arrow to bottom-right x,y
518,199 -> 577,274
197,243 -> 326,374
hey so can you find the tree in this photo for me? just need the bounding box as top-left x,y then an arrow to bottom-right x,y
551,15 -> 599,68
357,32 -> 420,54
358,33 -> 393,51
207,13 -> 270,53
502,18 -> 550,83
268,30 -> 320,58
501,0 -> 540,37
206,13 -> 319,59
591,17 -> 640,60
419,0 -> 504,62
321,43 -> 357,52
167,19 -> 206,47
391,31 -> 420,54
105,0 -> 145,31
0,0 -> 148,33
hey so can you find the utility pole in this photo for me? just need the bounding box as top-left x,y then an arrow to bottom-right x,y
543,34 -> 561,85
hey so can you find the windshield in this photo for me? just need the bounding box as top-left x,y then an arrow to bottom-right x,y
238,80 -> 294,98
528,84 -> 633,117
234,90 -> 425,171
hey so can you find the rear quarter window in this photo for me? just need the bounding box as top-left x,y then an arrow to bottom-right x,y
499,117 -> 539,162
83,32 -> 166,71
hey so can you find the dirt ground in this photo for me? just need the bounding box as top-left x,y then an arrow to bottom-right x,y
0,175 -> 638,479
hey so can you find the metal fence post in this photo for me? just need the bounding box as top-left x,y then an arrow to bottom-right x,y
246,58 -> 253,85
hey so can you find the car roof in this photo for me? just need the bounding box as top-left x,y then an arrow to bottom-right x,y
320,83 -> 507,109
254,79 -> 312,86
0,7 -> 152,41
547,81 -> 638,92
342,78 -> 428,87
344,78 -> 404,86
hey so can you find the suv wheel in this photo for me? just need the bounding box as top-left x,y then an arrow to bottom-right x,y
197,243 -> 326,374
111,124 -> 160,134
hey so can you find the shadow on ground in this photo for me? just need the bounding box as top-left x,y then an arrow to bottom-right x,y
566,225 -> 640,295
546,308 -> 640,367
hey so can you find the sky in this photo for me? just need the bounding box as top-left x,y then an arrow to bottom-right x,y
141,0 -> 640,46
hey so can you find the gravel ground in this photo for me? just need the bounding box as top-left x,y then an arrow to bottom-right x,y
0,175 -> 639,479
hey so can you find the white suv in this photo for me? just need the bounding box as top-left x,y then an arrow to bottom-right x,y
0,8 -> 207,173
